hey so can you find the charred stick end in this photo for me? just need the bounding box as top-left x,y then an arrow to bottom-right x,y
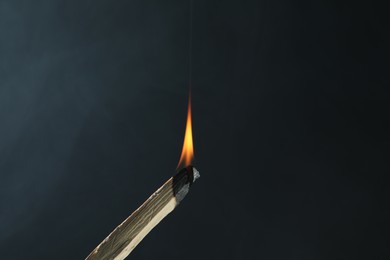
173,166 -> 200,204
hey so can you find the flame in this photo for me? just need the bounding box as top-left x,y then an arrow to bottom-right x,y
177,95 -> 194,168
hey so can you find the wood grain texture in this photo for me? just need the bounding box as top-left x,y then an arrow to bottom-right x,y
85,166 -> 197,260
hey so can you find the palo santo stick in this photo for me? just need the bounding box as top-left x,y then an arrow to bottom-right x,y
86,166 -> 200,260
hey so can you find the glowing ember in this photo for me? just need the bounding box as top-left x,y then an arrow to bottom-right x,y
177,94 -> 194,168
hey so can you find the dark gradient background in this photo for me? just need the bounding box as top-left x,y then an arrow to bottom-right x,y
0,1 -> 388,259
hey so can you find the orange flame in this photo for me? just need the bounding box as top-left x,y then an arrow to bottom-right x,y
177,95 -> 194,168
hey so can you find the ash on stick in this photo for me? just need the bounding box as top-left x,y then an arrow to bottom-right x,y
86,166 -> 200,260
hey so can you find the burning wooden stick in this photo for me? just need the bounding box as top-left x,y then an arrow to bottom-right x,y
86,94 -> 197,259
85,166 -> 199,260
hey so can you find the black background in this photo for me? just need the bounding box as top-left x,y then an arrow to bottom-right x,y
0,0 -> 388,259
